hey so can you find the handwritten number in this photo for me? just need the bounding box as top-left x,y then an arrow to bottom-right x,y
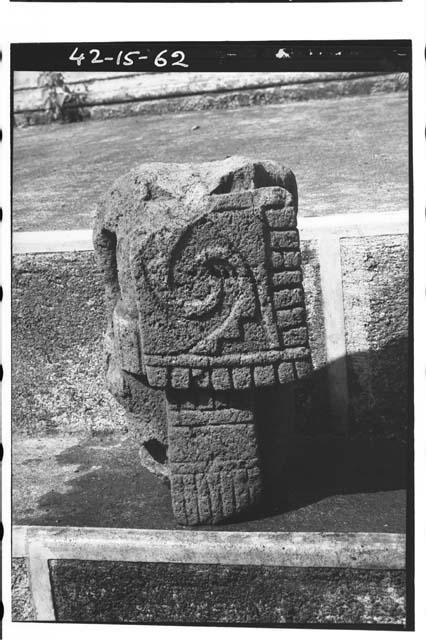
90,49 -> 103,64
69,47 -> 85,67
171,51 -> 188,68
123,51 -> 140,66
154,50 -> 168,67
69,47 -> 189,69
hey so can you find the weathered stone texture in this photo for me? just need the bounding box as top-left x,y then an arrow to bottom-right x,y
341,235 -> 409,437
167,390 -> 262,525
12,252 -> 129,438
49,560 -> 406,626
94,157 -> 312,524
12,558 -> 35,622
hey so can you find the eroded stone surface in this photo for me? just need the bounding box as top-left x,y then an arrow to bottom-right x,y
94,157 -> 312,525
49,561 -> 406,626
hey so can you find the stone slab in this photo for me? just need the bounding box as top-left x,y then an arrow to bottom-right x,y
12,551 -> 406,626
12,526 -> 407,625
12,252 -> 129,438
47,561 -> 406,626
11,557 -> 35,622
341,235 -> 410,437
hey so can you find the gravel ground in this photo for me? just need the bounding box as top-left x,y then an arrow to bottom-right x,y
13,93 -> 408,231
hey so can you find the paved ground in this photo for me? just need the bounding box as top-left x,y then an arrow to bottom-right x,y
13,433 -> 406,533
13,93 -> 408,231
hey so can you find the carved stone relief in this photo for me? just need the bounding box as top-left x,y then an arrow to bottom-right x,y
94,157 -> 312,525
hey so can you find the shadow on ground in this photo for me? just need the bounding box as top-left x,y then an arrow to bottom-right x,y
13,339 -> 409,533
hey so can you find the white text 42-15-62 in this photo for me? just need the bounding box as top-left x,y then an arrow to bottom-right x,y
69,48 -> 189,68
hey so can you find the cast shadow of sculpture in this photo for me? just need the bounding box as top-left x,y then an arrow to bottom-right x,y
24,336 -> 409,530
255,335 -> 409,520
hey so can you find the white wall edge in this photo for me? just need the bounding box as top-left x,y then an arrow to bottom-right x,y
13,525 -> 406,570
12,211 -> 408,255
318,234 -> 349,433
299,210 -> 408,238
13,229 -> 94,255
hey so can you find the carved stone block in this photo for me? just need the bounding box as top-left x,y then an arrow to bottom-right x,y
94,157 -> 312,525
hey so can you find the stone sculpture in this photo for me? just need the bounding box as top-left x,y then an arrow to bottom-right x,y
94,157 -> 312,525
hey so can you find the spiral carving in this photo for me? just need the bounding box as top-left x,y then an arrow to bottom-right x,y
143,224 -> 250,322
178,246 -> 243,319
132,214 -> 260,356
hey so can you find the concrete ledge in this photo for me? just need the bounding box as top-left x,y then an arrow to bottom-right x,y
12,525 -> 406,623
13,229 -> 94,254
13,525 -> 405,569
